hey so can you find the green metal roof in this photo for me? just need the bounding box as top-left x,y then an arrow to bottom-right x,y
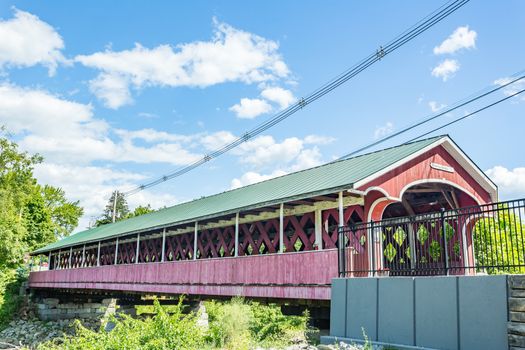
33,135 -> 446,254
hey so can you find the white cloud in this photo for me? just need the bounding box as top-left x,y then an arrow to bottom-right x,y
304,134 -> 336,145
230,170 -> 288,189
432,59 -> 460,81
34,163 -> 177,231
200,131 -> 237,150
486,166 -> 525,200
230,145 -> 323,189
229,98 -> 272,119
374,122 -> 394,139
429,101 -> 447,112
0,83 -> 205,165
433,26 -> 477,55
260,86 -> 296,109
0,9 -> 68,76
76,19 -> 290,108
89,73 -> 132,109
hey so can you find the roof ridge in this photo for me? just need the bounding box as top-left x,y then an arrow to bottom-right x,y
161,134 -> 448,207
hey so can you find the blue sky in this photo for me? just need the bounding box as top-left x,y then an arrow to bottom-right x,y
0,0 -> 524,230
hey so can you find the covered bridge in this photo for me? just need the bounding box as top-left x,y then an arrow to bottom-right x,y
28,135 -> 497,301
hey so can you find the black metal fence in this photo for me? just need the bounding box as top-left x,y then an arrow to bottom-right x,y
338,198 -> 525,277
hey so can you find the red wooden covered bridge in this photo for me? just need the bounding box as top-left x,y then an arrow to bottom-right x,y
29,135 -> 497,301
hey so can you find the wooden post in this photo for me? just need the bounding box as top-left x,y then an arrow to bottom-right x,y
279,203 -> 284,253
97,241 -> 101,267
135,233 -> 140,264
114,238 -> 119,265
81,244 -> 86,268
315,208 -> 323,250
161,228 -> 166,263
338,191 -> 344,227
193,222 -> 198,260
48,252 -> 51,270
57,250 -> 61,270
69,247 -> 73,269
234,213 -> 240,257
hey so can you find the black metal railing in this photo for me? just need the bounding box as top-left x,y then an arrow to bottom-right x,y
338,198 -> 525,277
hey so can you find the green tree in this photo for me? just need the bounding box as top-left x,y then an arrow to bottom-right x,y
0,132 -> 82,267
473,206 -> 525,274
127,204 -> 154,219
95,191 -> 130,227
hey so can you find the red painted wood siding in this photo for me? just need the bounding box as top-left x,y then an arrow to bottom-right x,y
29,249 -> 337,300
359,146 -> 492,204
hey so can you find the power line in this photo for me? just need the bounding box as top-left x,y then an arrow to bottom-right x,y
407,87 -> 525,142
337,71 -> 525,160
122,0 -> 469,196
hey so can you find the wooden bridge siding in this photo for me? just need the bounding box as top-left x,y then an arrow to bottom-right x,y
29,249 -> 337,300
358,145 -> 493,204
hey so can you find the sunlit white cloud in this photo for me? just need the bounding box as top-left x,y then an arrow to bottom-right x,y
434,26 -> 477,55
0,8 -> 69,76
76,19 -> 290,109
432,59 -> 460,81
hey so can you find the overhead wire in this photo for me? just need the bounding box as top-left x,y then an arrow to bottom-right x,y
122,0 -> 470,196
337,71 -> 525,160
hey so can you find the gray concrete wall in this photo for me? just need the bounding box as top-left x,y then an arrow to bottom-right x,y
327,275 -> 508,350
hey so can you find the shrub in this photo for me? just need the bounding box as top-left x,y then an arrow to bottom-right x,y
38,298 -> 204,350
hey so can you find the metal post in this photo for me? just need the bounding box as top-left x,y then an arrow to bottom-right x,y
135,233 -> 140,264
81,244 -> 86,268
370,221 -> 376,277
69,247 -> 73,269
279,203 -> 284,253
97,241 -> 101,267
234,213 -> 239,257
114,238 -> 119,265
441,208 -> 450,275
193,222 -> 198,260
161,228 -> 166,262
338,191 -> 345,277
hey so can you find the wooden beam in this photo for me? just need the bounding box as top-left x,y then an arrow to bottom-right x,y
401,197 -> 416,216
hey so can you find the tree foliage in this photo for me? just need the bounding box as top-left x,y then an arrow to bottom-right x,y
474,206 -> 525,274
95,195 -> 155,227
0,132 -> 83,267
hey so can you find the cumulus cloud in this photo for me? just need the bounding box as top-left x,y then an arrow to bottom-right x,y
260,86 -> 296,109
432,59 -> 460,81
0,83 -> 204,165
229,144 -> 323,189
76,19 -> 290,109
229,98 -> 273,119
34,163 -> 177,231
429,101 -> 446,112
0,8 -> 68,76
374,122 -> 394,139
486,166 -> 525,200
230,170 -> 288,189
434,26 -> 477,55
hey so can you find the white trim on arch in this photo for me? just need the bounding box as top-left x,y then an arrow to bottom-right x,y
398,178 -> 482,206
353,136 -> 497,202
363,186 -> 395,199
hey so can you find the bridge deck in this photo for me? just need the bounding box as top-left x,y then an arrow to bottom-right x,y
29,249 -> 337,300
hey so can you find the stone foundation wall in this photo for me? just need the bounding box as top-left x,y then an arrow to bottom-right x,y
508,275 -> 525,349
36,297 -> 117,321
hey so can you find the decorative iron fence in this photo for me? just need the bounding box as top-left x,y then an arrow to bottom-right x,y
338,198 -> 525,277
